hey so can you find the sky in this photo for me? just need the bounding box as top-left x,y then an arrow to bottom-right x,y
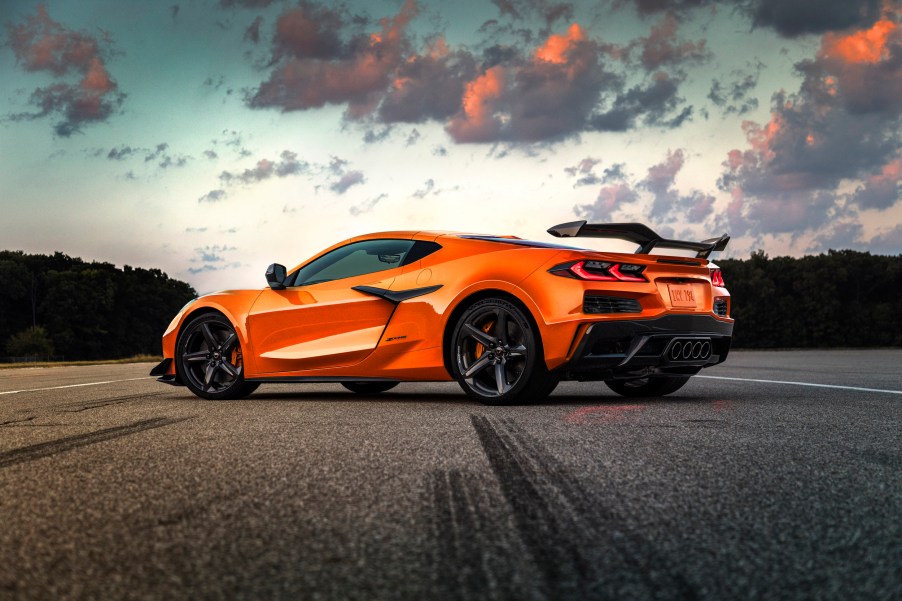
1,0 -> 900,293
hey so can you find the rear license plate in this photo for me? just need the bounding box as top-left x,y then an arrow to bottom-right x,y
668,284 -> 697,308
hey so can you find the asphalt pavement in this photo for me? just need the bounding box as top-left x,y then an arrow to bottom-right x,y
0,350 -> 900,600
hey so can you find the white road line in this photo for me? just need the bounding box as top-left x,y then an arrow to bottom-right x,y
696,375 -> 902,395
0,377 -> 152,396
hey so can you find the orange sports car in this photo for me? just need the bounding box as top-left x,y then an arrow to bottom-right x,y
150,221 -> 733,404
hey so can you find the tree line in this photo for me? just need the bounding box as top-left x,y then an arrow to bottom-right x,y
1,248 -> 899,361
718,250 -> 902,348
1,251 -> 196,360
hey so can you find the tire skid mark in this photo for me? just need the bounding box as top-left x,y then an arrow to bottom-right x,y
55,391 -> 165,413
0,415 -> 37,427
431,470 -> 491,600
0,417 -> 190,469
430,469 -> 538,601
470,414 -> 699,601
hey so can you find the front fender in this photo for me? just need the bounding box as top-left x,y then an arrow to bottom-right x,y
160,290 -> 264,377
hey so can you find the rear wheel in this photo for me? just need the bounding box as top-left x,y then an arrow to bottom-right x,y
341,381 -> 399,394
605,376 -> 690,398
450,298 -> 558,405
177,313 -> 259,400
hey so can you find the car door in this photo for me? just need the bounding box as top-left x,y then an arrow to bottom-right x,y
247,238 -> 416,374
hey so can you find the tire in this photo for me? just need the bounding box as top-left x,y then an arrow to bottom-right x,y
341,381 -> 400,394
176,313 -> 259,400
605,376 -> 691,398
450,298 -> 558,405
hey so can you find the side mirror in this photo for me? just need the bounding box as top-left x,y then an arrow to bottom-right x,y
265,263 -> 287,290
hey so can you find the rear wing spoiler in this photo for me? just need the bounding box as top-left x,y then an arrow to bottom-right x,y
547,221 -> 729,259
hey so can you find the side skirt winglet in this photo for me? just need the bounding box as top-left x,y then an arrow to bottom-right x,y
351,284 -> 443,304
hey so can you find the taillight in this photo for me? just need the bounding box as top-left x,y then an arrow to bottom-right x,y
710,268 -> 725,287
553,260 -> 647,282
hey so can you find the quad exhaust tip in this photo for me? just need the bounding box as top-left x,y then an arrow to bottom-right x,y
668,338 -> 712,361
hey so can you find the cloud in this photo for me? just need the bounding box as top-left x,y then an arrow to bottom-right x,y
145,143 -> 169,162
625,0 -> 710,17
719,15 -> 902,236
640,149 -> 717,221
188,245 -> 240,274
572,149 -> 717,224
489,0 -> 576,26
378,37 -> 478,124
869,224 -> 902,254
94,142 -> 189,169
363,126 -> 392,144
446,23 -> 631,143
350,193 -> 387,216
445,65 -> 507,142
748,0 -> 883,38
249,1 -> 418,117
107,145 -> 136,160
5,6 -> 125,136
633,13 -> 709,71
220,150 -> 308,184
244,16 -> 263,44
708,62 -> 762,115
412,179 -> 435,198
220,0 -> 279,8
564,157 -> 602,185
138,143 -> 189,168
851,156 -> 902,210
564,157 -> 601,177
623,1 -> 888,40
199,189 -> 226,203
590,71 -> 690,131
330,170 -> 365,194
575,183 -> 638,220
210,130 -> 251,157
811,220 -> 864,251
243,3 -> 706,144
328,156 -> 348,175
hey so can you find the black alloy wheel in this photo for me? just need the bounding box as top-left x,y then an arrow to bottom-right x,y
605,375 -> 690,398
177,313 -> 259,400
341,381 -> 400,394
451,298 -> 558,405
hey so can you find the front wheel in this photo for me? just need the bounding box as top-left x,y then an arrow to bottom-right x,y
605,376 -> 690,398
341,381 -> 399,394
177,313 -> 259,400
450,298 -> 558,405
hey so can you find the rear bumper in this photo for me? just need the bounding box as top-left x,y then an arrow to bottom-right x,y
561,314 -> 733,381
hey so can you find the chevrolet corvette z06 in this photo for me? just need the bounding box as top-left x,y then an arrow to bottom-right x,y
151,221 -> 733,404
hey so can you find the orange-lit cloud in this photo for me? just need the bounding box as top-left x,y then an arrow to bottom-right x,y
741,113 -> 782,163
445,66 -> 506,142
820,18 -> 898,63
535,23 -> 585,63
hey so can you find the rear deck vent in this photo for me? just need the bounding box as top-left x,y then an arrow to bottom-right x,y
583,294 -> 642,314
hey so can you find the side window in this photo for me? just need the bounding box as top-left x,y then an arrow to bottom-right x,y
292,239 -> 416,286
